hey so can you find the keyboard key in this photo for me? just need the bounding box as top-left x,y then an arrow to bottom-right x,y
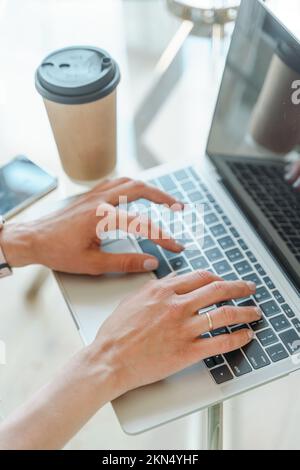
170,190 -> 184,201
182,180 -> 196,193
214,204 -> 223,215
185,245 -> 201,259
246,251 -> 257,263
210,224 -> 227,238
223,272 -> 239,281
205,247 -> 223,262
266,343 -> 289,363
189,191 -> 204,203
224,350 -> 252,377
260,300 -> 280,318
238,239 -> 248,251
222,216 -> 231,226
170,257 -> 188,271
218,236 -> 235,250
230,227 -> 240,238
255,287 -> 271,303
159,175 -> 177,191
242,273 -> 262,286
256,328 -> 278,347
162,248 -> 178,260
213,260 -> 232,275
242,340 -> 271,369
292,318 -> 300,334
204,355 -> 224,369
226,248 -> 243,262
211,327 -> 229,337
255,264 -> 267,276
263,277 -> 275,290
204,213 -> 219,226
191,257 -> 209,270
174,169 -> 189,181
234,260 -> 252,276
139,240 -> 171,279
205,357 -> 217,369
210,365 -> 234,384
201,235 -> 215,250
273,290 -> 285,304
279,329 -> 300,355
213,355 -> 224,365
238,299 -> 256,307
269,315 -> 291,332
231,324 -> 250,332
250,317 -> 269,331
282,304 -> 295,319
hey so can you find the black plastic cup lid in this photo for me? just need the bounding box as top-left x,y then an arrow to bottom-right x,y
35,46 -> 121,105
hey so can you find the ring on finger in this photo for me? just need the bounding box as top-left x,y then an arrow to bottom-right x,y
205,311 -> 214,332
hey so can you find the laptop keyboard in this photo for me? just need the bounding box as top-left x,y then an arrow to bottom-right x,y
129,166 -> 300,385
229,161 -> 300,263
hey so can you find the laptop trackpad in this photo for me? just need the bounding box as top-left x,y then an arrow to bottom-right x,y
56,238 -> 152,345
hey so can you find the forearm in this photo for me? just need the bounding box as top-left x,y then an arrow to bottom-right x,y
0,345 -> 121,450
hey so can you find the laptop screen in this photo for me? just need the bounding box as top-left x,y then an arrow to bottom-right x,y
207,0 -> 300,159
206,0 -> 300,288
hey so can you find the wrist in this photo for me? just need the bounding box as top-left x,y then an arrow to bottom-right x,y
0,222 -> 38,268
83,340 -> 127,402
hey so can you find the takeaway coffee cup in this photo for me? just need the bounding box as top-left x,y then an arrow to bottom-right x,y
35,46 -> 121,181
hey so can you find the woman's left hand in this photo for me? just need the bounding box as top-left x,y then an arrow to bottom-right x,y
0,177 -> 184,275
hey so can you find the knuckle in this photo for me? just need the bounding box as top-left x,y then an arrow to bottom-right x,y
119,177 -> 132,184
169,295 -> 184,314
133,180 -> 146,190
195,270 -> 211,282
219,306 -> 235,324
212,280 -> 226,295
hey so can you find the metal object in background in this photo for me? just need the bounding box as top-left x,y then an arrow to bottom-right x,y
207,403 -> 223,450
167,0 -> 240,37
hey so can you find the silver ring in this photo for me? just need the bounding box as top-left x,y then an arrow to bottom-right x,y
205,311 -> 214,332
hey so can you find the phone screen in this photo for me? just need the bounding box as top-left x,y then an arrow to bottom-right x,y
0,156 -> 57,217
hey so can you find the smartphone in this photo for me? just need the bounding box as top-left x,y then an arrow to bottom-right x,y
0,155 -> 58,219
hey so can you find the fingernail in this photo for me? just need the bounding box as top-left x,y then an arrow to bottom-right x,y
144,258 -> 159,271
255,307 -> 262,319
172,203 -> 184,212
247,281 -> 257,293
176,243 -> 185,251
248,330 -> 255,340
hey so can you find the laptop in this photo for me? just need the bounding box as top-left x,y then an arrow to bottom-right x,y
56,0 -> 300,435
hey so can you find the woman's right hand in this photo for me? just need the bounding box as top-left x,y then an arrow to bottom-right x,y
90,270 -> 261,398
285,161 -> 300,190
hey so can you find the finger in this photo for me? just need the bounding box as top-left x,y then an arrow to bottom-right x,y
166,270 -> 222,294
292,176 -> 300,191
188,306 -> 261,335
105,180 -> 184,209
91,177 -> 132,193
192,329 -> 254,360
96,205 -> 183,252
182,280 -> 257,312
285,162 -> 300,183
89,251 -> 161,274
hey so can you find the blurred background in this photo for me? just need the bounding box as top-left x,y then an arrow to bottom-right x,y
1,0 -> 300,450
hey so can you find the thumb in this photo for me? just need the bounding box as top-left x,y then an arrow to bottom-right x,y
90,252 -> 159,274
